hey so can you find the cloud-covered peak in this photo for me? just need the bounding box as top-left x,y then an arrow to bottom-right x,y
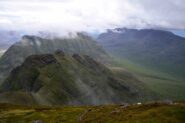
0,0 -> 184,33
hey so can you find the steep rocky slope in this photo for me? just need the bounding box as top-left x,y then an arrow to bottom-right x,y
0,33 -> 110,84
0,52 -> 153,105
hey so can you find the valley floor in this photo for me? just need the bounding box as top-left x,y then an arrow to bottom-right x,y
0,102 -> 185,123
112,57 -> 185,100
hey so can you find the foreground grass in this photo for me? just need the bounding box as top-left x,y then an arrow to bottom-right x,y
0,104 -> 86,123
0,102 -> 185,123
82,103 -> 185,123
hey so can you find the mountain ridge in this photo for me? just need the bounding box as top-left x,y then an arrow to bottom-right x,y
98,28 -> 185,79
0,33 -> 111,84
0,52 -> 154,105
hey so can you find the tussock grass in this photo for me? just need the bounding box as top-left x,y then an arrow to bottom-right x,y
0,102 -> 184,123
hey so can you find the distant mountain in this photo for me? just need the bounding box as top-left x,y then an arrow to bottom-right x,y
0,52 -> 152,105
98,28 -> 185,79
0,30 -> 22,50
0,33 -> 111,84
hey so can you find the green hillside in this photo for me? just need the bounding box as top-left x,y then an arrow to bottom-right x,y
98,28 -> 185,80
0,52 -> 153,105
112,57 -> 185,101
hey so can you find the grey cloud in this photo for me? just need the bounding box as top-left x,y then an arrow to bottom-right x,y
127,0 -> 185,29
0,0 -> 184,33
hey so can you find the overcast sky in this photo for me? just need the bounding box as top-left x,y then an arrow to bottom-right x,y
0,0 -> 185,33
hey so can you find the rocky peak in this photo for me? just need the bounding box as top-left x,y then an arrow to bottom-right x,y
72,54 -> 84,64
55,50 -> 65,56
23,54 -> 57,67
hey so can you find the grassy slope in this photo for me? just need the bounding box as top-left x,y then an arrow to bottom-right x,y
0,103 -> 184,123
111,57 -> 185,101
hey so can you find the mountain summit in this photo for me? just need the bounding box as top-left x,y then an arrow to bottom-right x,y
0,33 -> 111,84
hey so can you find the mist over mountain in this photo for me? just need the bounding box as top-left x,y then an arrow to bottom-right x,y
98,28 -> 185,79
0,0 -> 184,122
0,33 -> 111,85
0,30 -> 75,52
